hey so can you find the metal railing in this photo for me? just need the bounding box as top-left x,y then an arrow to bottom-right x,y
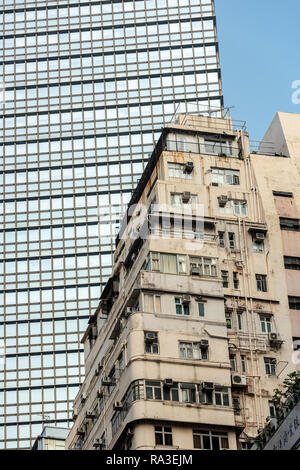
165,139 -> 242,159
150,228 -> 216,242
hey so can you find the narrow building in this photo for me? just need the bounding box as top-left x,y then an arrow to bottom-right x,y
66,112 -> 295,450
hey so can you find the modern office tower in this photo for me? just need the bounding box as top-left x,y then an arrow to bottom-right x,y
66,112 -> 295,451
0,0 -> 222,450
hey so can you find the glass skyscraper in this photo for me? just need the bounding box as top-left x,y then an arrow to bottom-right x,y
0,0 -> 223,449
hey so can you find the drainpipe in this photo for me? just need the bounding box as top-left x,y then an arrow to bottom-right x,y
241,218 -> 265,429
237,216 -> 260,431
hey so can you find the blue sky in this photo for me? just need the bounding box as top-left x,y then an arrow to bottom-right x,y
215,0 -> 300,141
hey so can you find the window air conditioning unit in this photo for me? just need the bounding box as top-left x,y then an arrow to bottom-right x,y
184,162 -> 194,174
233,175 -> 240,185
269,333 -> 282,345
113,401 -> 123,411
231,374 -> 247,387
218,195 -> 228,207
97,388 -> 103,398
101,377 -> 115,387
255,232 -> 265,241
191,266 -> 200,275
182,191 -> 191,203
80,393 -> 87,404
200,339 -> 209,348
182,294 -> 191,304
200,382 -> 214,392
76,427 -> 85,437
72,409 -> 78,421
86,410 -> 96,420
145,332 -> 156,342
163,379 -> 174,388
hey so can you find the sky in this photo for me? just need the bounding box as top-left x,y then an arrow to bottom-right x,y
215,0 -> 300,142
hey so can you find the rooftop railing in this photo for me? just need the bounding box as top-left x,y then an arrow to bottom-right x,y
165,139 -> 242,159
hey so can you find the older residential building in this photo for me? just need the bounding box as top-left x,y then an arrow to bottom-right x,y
252,112 -> 300,366
66,112 -> 295,451
32,426 -> 69,450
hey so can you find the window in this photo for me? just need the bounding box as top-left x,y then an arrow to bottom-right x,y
177,255 -> 187,274
237,314 -> 243,331
175,297 -> 190,316
160,253 -> 177,274
220,200 -> 248,217
198,303 -> 205,318
168,162 -> 193,179
144,332 -> 159,354
163,383 -> 179,402
99,432 -> 106,450
241,355 -> 247,373
155,426 -> 173,446
222,271 -> 229,288
253,237 -> 264,253
193,430 -> 229,450
264,358 -> 276,376
230,354 -> 237,372
228,232 -> 236,249
256,274 -> 267,292
218,231 -> 225,248
280,218 -> 299,231
289,297 -> 300,310
190,256 -> 218,277
179,341 -> 208,360
211,168 -> 240,186
205,139 -> 233,157
273,191 -> 293,198
260,316 -> 272,333
144,294 -> 162,313
293,338 -> 300,351
170,192 -> 197,209
269,402 -> 276,418
233,272 -> 239,289
284,256 -> 300,270
226,314 -> 232,329
181,384 -> 196,403
212,387 -> 229,407
146,381 -> 162,400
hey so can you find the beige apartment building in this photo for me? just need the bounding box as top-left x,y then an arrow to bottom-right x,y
66,111 -> 297,451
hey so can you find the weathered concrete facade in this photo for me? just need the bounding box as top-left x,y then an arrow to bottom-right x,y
66,113 -> 295,450
255,112 -> 300,358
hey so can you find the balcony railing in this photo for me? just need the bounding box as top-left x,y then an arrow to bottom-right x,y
150,228 -> 216,243
165,139 -> 241,159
